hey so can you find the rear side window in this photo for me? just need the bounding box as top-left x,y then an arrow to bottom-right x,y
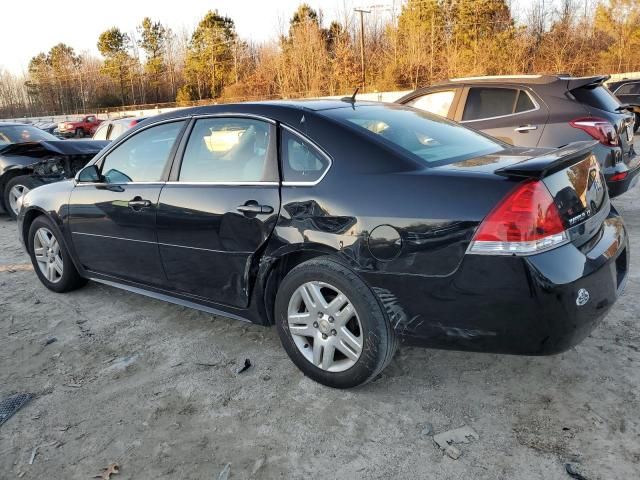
328,105 -> 502,166
92,123 -> 109,140
101,121 -> 184,183
463,87 -> 518,121
572,85 -> 621,112
109,123 -> 127,140
407,90 -> 455,117
515,91 -> 535,112
179,118 -> 275,182
615,83 -> 640,95
281,129 -> 330,184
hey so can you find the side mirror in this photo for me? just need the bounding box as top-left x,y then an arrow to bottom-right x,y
77,164 -> 101,183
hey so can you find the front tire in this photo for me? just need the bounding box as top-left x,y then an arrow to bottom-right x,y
75,128 -> 84,138
28,216 -> 87,293
275,257 -> 397,388
4,175 -> 42,220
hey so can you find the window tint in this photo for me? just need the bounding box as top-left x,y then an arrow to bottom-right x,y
179,118 -> 274,182
408,90 -> 455,117
92,123 -> 109,140
101,121 -> 184,183
572,85 -> 621,112
282,130 -> 330,183
515,91 -> 535,112
328,105 -> 502,166
462,87 -> 518,121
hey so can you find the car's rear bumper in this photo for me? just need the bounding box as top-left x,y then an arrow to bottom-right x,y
605,155 -> 640,197
362,211 -> 628,355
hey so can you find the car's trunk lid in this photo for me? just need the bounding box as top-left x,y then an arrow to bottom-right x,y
436,141 -> 609,243
497,140 -> 609,242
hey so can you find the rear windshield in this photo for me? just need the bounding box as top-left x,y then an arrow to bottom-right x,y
0,125 -> 58,145
327,105 -> 502,166
572,85 -> 621,112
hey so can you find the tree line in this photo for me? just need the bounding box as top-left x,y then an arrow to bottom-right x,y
1,0 -> 639,118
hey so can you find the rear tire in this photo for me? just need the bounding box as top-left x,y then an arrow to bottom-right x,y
275,257 -> 397,389
28,216 -> 87,293
4,175 -> 42,220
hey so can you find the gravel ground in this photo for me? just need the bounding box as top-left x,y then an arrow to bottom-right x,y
1,149 -> 639,479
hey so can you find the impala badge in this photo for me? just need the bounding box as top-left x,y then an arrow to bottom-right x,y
576,288 -> 590,306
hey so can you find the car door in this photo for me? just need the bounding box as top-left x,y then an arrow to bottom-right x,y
68,119 -> 186,286
403,88 -> 461,119
156,115 -> 280,308
456,86 -> 548,147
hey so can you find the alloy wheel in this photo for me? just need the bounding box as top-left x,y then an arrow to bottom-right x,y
33,227 -> 64,284
287,281 -> 363,372
8,184 -> 29,217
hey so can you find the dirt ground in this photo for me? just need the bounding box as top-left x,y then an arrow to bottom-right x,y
1,155 -> 639,479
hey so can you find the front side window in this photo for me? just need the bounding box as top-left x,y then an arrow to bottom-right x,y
179,118 -> 274,182
281,130 -> 330,183
87,116 -> 96,123
100,120 -> 184,183
407,90 -> 455,117
462,87 -> 519,121
327,105 -> 502,166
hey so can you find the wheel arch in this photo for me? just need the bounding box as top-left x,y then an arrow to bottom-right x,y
0,167 -> 33,210
21,207 -> 48,250
258,243 -> 344,326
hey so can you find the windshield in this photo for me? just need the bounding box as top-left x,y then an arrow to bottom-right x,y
326,105 -> 503,166
0,125 -> 59,146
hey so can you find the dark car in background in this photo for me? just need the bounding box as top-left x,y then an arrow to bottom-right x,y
92,116 -> 148,141
17,100 -> 628,388
0,122 -> 107,218
607,78 -> 640,133
397,75 -> 639,197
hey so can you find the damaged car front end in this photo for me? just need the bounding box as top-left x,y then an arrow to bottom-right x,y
0,139 -> 108,218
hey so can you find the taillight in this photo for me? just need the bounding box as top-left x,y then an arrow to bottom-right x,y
469,180 -> 568,255
569,117 -> 619,146
609,171 -> 628,182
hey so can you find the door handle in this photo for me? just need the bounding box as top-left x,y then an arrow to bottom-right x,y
128,197 -> 152,210
514,125 -> 538,133
236,203 -> 274,214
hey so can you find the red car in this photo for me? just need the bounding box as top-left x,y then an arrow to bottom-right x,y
57,115 -> 103,138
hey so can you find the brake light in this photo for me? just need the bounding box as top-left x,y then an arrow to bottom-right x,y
569,117 -> 619,146
469,180 -> 568,255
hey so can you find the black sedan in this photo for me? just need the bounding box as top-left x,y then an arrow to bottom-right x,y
17,100 -> 628,388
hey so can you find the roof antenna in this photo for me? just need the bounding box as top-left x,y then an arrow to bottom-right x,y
341,87 -> 359,104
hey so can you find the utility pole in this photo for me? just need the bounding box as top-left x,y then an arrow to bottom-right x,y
354,8 -> 370,91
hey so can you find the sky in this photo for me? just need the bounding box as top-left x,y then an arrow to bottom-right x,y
0,0 -> 396,74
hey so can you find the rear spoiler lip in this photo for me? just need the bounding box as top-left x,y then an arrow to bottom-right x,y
566,75 -> 610,90
494,140 -> 599,179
